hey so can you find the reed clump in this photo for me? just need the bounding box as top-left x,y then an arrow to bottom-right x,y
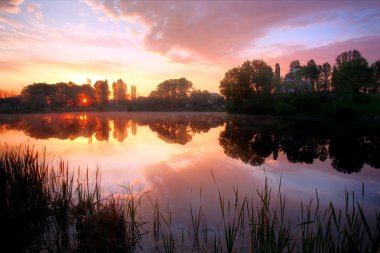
0,146 -> 146,252
0,146 -> 379,253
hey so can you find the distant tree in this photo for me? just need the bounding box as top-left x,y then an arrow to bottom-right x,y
150,78 -> 193,106
335,50 -> 362,69
332,50 -> 376,94
21,83 -> 53,109
289,60 -> 301,72
190,89 -> 211,108
94,80 -> 110,105
0,89 -> 16,98
274,63 -> 281,91
371,60 -> 380,92
78,84 -> 96,106
112,79 -> 127,104
318,62 -> 332,91
51,82 -> 71,108
301,59 -> 320,91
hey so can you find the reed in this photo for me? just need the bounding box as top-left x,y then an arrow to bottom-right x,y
0,146 -> 379,253
0,146 -> 50,252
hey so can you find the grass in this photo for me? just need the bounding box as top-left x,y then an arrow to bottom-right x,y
0,146 -> 379,252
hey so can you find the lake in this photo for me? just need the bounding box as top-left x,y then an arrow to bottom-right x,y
1,112 -> 379,251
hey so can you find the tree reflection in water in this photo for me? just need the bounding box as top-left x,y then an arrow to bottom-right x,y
1,114 -> 379,173
219,118 -> 380,173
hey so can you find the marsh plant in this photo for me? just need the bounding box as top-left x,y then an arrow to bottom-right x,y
0,146 -> 379,252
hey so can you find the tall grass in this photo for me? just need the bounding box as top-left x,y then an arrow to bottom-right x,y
0,146 -> 379,252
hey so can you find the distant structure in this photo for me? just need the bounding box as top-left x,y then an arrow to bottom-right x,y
131,85 -> 137,100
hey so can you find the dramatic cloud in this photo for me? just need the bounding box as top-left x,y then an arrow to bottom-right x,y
84,0 -> 380,64
0,0 -> 24,13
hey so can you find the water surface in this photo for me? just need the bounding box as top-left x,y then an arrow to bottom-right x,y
1,112 -> 379,247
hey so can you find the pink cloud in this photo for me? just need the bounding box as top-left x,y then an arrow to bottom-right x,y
27,3 -> 43,20
265,36 -> 380,75
0,16 -> 24,28
0,0 -> 23,13
1,56 -> 126,75
84,1 -> 380,65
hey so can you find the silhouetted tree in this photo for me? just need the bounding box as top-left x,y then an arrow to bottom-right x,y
318,62 -> 332,91
274,63 -> 281,91
190,89 -> 210,108
219,59 -> 274,111
112,79 -> 127,104
94,80 -> 110,106
301,59 -> 319,91
21,83 -> 53,110
150,78 -> 193,107
332,50 -> 376,94
371,60 -> 380,92
289,60 -> 301,72
219,67 -> 244,111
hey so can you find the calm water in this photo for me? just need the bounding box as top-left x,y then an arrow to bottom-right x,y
1,112 -> 380,247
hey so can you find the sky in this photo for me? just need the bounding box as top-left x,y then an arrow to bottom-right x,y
1,0 -> 380,96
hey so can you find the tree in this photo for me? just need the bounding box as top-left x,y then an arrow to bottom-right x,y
94,80 -> 110,106
249,60 -> 274,94
371,60 -> 380,92
219,67 -> 242,111
112,79 -> 127,104
318,62 -> 332,91
150,78 -> 193,106
0,89 -> 16,98
301,59 -> 319,91
189,89 -> 211,108
335,50 -> 362,69
289,60 -> 301,72
274,63 -> 281,91
332,50 -> 376,94
219,59 -> 274,111
21,83 -> 53,109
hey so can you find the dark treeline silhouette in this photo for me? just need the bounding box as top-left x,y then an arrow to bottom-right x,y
148,77 -> 224,110
219,49 -> 380,116
0,77 -> 224,112
0,113 -> 225,145
219,117 -> 380,173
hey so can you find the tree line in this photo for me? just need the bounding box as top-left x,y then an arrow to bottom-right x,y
219,49 -> 380,115
0,77 -> 223,111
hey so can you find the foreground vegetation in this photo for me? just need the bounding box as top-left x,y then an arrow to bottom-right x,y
1,147 -> 379,252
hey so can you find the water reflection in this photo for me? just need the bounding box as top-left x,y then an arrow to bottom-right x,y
1,113 -> 380,174
219,118 -> 380,173
0,113 -> 225,145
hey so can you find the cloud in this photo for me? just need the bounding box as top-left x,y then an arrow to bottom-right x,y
27,3 -> 43,20
0,0 -> 23,13
0,16 -> 24,28
83,1 -> 380,65
265,35 -> 380,74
